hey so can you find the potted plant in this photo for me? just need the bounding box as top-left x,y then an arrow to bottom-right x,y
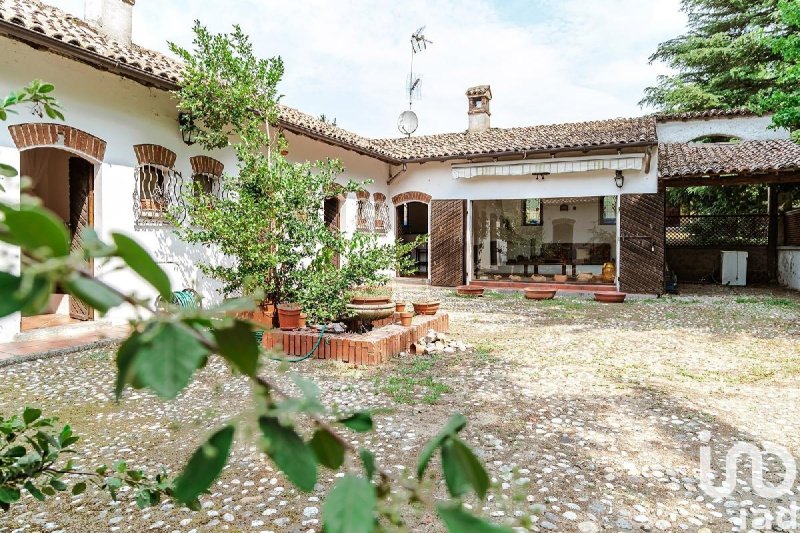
399,311 -> 413,326
412,299 -> 440,315
456,285 -> 484,297
350,285 -> 393,305
277,303 -> 302,330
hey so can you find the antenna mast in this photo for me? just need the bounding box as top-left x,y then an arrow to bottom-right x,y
397,26 -> 432,137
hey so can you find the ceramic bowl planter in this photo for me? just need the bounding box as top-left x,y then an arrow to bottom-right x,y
553,274 -> 568,283
399,311 -> 413,327
524,288 -> 557,300
277,303 -> 302,330
346,302 -> 396,322
456,285 -> 484,297
594,291 -> 627,303
412,301 -> 440,315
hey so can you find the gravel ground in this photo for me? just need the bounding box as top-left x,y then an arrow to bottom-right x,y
1,284 -> 799,532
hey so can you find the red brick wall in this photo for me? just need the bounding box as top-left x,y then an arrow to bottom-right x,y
8,123 -> 107,162
262,313 -> 449,366
189,155 -> 224,177
392,191 -> 432,205
133,144 -> 177,168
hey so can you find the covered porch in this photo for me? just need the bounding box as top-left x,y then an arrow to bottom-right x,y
469,196 -> 618,288
658,140 -> 800,289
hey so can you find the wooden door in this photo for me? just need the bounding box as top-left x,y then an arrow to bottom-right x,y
618,191 -> 665,295
430,200 -> 466,287
68,157 -> 94,320
324,197 -> 341,268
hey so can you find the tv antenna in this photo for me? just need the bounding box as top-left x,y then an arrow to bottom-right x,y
397,26 -> 432,137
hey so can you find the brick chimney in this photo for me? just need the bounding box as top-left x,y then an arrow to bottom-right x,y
85,0 -> 134,46
466,85 -> 492,133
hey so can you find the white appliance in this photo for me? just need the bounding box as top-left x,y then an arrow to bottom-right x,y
721,251 -> 748,286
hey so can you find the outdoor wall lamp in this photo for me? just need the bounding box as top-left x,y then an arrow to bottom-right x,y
614,170 -> 625,189
178,112 -> 196,146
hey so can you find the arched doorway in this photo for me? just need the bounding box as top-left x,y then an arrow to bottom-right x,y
19,148 -> 96,328
395,200 -> 429,278
8,124 -> 106,330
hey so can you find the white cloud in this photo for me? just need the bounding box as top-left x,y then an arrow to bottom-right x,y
49,0 -> 687,137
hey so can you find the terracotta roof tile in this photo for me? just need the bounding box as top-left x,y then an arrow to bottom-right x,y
0,0 -> 183,83
371,116 -> 658,160
654,108 -> 757,122
658,140 -> 800,178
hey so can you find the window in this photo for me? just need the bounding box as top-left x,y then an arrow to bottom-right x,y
356,198 -> 372,232
599,196 -> 617,225
193,174 -> 214,196
138,165 -> 166,219
521,198 -> 543,226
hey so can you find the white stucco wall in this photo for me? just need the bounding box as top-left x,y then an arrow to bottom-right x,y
0,37 -> 395,341
778,247 -> 800,291
656,115 -> 789,143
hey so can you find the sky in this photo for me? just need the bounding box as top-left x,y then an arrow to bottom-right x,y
52,0 -> 687,138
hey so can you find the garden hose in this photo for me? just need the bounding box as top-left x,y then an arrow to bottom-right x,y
156,289 -> 201,311
261,324 -> 326,363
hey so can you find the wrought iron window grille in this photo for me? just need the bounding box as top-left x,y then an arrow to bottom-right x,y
134,164 -> 189,226
355,199 -> 392,233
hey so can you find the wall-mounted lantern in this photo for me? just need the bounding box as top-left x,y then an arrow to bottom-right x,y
614,169 -> 625,189
178,112 -> 196,146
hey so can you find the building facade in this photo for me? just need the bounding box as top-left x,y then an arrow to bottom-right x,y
1,0 -> 799,342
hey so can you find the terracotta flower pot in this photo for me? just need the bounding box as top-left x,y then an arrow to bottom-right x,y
553,274 -> 568,283
399,311 -> 413,327
277,303 -> 302,330
234,301 -> 277,328
412,301 -> 440,315
524,288 -> 557,300
395,301 -> 406,312
594,291 -> 627,303
298,312 -> 307,329
456,285 -> 484,297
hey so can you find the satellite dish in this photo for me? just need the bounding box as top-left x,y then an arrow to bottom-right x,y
398,110 -> 418,136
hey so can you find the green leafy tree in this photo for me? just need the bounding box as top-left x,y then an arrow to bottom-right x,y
169,23 -> 418,323
641,0 -> 787,114
763,0 -> 800,142
644,1 -> 800,211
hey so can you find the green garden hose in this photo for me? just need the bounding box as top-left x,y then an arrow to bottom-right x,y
261,324 -> 326,363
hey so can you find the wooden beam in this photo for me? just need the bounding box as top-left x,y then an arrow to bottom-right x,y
767,185 -> 779,282
660,172 -> 800,188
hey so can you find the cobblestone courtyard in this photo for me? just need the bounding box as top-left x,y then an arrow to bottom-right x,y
1,286 -> 799,532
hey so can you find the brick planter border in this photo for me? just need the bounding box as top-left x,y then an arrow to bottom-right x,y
262,313 -> 449,366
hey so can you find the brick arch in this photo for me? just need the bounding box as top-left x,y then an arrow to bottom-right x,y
133,144 -> 177,168
190,155 -> 224,177
392,191 -> 431,205
8,123 -> 107,163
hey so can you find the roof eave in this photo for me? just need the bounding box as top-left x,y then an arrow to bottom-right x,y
397,141 -> 657,165
277,120 -> 401,164
0,20 -> 180,92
